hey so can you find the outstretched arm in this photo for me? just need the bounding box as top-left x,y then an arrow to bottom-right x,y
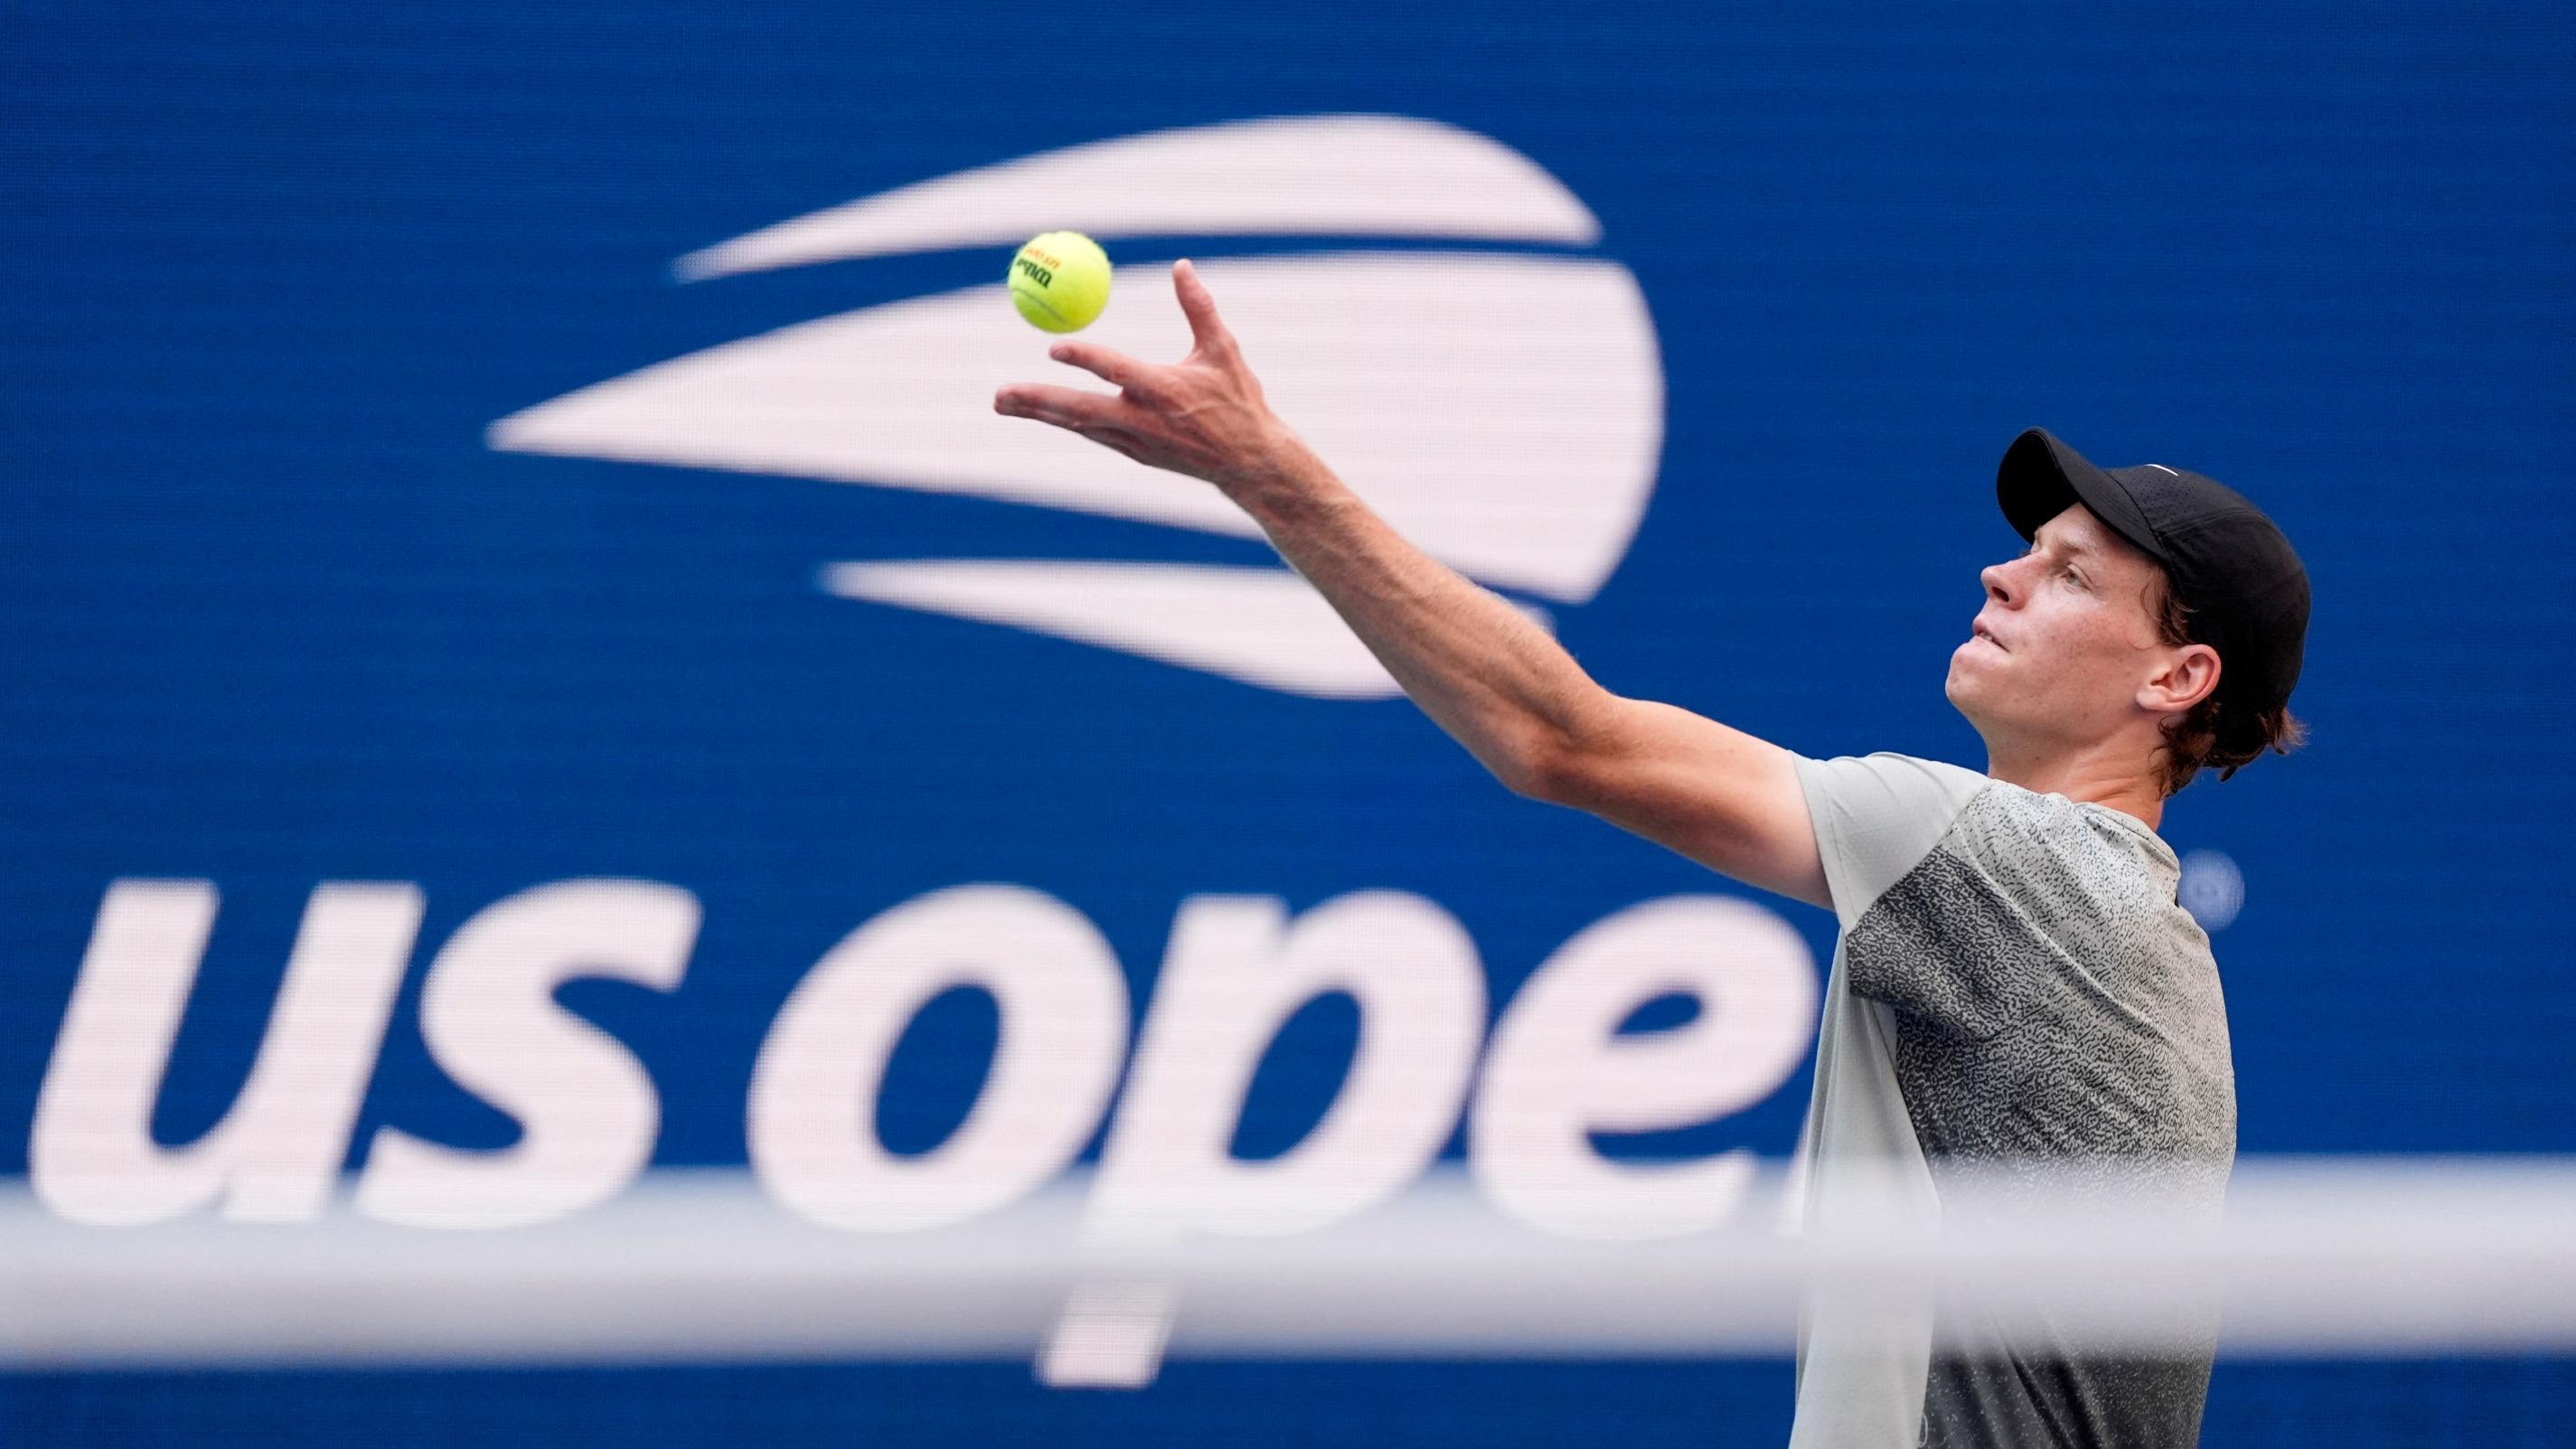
995,260 -> 1829,910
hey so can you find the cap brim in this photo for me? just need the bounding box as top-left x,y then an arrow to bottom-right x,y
1997,428 -> 2164,563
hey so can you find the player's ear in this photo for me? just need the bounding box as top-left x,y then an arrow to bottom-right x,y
2140,643 -> 2221,715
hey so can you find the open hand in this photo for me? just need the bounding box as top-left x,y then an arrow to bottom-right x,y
994,259 -> 1302,496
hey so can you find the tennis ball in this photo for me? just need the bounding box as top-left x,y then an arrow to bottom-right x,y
1008,231 -> 1112,334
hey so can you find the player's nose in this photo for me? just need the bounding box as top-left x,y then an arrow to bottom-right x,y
1979,560 -> 2017,606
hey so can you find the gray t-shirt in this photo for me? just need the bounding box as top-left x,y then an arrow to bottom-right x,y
1786,753 -> 2235,1449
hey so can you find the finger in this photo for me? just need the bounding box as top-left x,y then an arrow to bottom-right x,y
992,383 -> 1139,431
1048,341 -> 1165,400
1020,404 -> 1159,467
1173,259 -> 1238,360
1077,423 -> 1157,465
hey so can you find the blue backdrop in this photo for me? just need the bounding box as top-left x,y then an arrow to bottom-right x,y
4,1 -> 2571,1444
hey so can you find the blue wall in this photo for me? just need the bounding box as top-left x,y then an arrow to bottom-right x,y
4,1 -> 2571,1443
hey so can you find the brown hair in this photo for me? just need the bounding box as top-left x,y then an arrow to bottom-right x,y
2148,572 -> 2307,797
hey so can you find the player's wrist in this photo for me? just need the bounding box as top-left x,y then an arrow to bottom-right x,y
1213,425 -> 1328,510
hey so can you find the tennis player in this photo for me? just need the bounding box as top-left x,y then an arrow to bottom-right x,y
997,260 -> 2310,1449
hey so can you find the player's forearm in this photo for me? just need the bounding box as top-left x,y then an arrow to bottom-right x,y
1225,446 -> 1613,795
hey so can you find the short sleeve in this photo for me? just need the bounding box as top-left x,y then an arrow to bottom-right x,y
1793,752 -> 1988,931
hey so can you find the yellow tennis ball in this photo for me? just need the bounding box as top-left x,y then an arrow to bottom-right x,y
1008,231 -> 1112,334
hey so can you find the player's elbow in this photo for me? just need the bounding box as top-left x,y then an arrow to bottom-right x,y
1490,697 -> 1628,806
1493,729 -> 1597,807
1491,749 -> 1558,803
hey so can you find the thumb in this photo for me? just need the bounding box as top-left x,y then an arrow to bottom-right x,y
1174,259 -> 1238,359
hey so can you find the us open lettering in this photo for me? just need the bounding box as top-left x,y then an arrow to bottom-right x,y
31,879 -> 1815,1238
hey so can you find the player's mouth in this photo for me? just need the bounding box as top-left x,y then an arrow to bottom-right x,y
1971,621 -> 2006,652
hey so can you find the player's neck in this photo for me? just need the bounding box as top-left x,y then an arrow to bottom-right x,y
1983,738 -> 2166,833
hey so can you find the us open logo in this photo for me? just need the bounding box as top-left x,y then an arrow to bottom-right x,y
487,114 -> 1666,698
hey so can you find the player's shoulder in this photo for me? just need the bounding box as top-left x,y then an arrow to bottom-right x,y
1796,750 -> 1990,806
1792,753 -> 1998,926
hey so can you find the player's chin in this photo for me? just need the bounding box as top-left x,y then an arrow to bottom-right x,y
1943,644 -> 1997,703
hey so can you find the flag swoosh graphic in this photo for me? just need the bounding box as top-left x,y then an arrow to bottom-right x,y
489,119 -> 1664,699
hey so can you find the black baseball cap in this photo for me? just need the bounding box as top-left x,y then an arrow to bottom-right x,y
1996,428 -> 2310,725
